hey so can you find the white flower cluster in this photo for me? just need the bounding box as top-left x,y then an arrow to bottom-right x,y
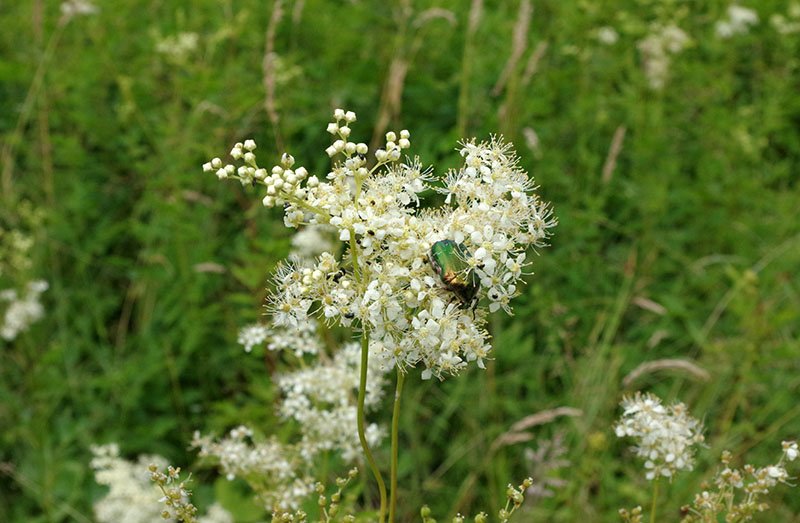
60,0 -> 98,19
91,443 -> 166,523
1,280 -> 48,341
91,444 -> 235,523
236,318 -> 321,357
201,320 -> 387,509
770,3 -> 800,35
614,392 -> 705,481
683,442 -> 798,522
637,24 -> 691,90
715,5 -> 759,38
290,224 -> 336,259
192,426 -> 315,511
204,109 -> 555,379
595,26 -> 619,45
155,32 -> 200,62
277,340 -> 387,461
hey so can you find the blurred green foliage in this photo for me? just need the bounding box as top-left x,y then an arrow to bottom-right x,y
1,0 -> 799,521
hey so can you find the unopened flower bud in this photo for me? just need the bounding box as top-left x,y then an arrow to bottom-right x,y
281,153 -> 295,167
333,108 -> 345,119
326,122 -> 339,134
344,110 -> 356,122
243,139 -> 257,151
386,131 -> 397,142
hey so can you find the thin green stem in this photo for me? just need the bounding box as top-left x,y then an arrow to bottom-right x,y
650,479 -> 659,523
389,368 -> 406,522
357,331 -> 387,522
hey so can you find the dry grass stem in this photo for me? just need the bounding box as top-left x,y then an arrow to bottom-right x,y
622,358 -> 711,388
602,125 -> 627,184
521,40 -> 549,86
492,0 -> 533,96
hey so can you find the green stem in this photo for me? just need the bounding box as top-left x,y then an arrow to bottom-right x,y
389,368 -> 406,522
650,479 -> 659,523
357,331 -> 387,522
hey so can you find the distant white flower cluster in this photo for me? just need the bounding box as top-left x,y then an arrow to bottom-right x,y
192,426 -> 315,511
155,32 -> 200,62
715,5 -> 759,38
614,392 -> 705,481
637,24 -> 691,90
91,444 -> 234,523
199,320 -> 388,510
682,442 -> 798,521
60,0 -> 98,20
204,109 -> 555,380
770,3 -> 800,34
595,26 -> 619,45
91,444 -> 165,523
1,280 -> 47,341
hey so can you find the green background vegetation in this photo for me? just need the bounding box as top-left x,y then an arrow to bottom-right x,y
2,0 -> 799,521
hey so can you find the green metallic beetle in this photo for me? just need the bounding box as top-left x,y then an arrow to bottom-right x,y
428,240 -> 480,308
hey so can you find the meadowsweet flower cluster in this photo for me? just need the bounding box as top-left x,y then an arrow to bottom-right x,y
192,426 -> 315,511
155,31 -> 200,63
595,26 -> 619,45
681,442 -> 798,522
637,24 -> 691,89
715,5 -> 759,38
91,444 -> 166,523
290,225 -> 336,259
59,0 -> 98,20
1,280 -> 48,340
91,444 -> 233,523
196,320 -> 387,510
277,338 -> 386,461
770,3 -> 800,35
204,109 -> 555,379
614,392 -> 705,480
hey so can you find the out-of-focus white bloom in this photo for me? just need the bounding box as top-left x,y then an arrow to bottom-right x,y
92,444 -> 234,522
770,4 -> 800,35
156,32 -> 200,62
638,24 -> 691,90
206,111 -> 556,380
614,392 -> 704,481
91,444 -> 167,523
595,26 -> 619,45
716,5 -> 759,38
237,319 -> 321,357
60,0 -> 98,19
192,427 -> 315,511
1,280 -> 48,341
783,440 -> 799,461
198,503 -> 235,523
290,225 -> 336,260
277,341 -> 387,461
237,323 -> 270,353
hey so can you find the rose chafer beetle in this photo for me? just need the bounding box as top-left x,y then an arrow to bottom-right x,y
428,239 -> 480,308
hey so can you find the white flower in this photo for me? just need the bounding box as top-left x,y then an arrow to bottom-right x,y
716,5 -> 759,38
614,392 -> 704,481
638,24 -> 690,90
596,26 -> 619,45
783,440 -> 799,461
1,279 -> 48,341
